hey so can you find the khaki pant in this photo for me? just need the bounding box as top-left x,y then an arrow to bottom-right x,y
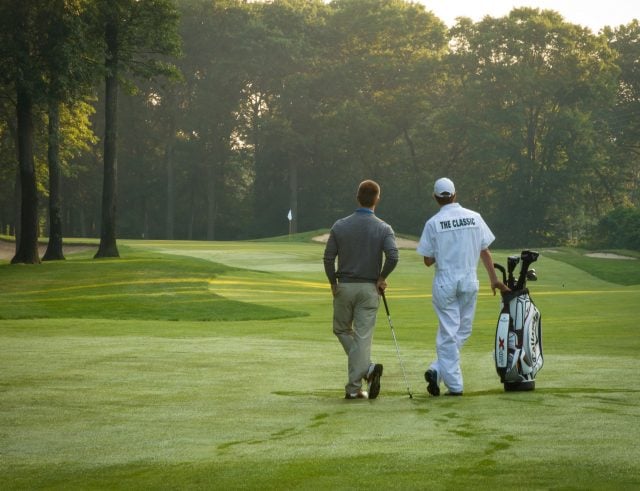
333,282 -> 380,394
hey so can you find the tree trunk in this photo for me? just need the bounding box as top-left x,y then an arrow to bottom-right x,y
43,101 -> 65,261
95,19 -> 120,258
6,116 -> 19,243
13,166 -> 21,252
11,84 -> 40,264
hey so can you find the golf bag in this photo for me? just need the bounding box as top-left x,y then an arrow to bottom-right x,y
494,250 -> 543,391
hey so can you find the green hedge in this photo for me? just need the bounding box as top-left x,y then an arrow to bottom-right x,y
593,207 -> 640,250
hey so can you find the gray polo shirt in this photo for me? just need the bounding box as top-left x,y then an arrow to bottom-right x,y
323,208 -> 399,284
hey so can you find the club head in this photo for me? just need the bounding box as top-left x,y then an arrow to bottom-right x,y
507,255 -> 520,271
526,269 -> 538,281
520,250 -> 539,264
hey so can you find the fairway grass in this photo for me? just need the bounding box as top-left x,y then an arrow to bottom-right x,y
0,246 -> 303,322
1,239 -> 639,489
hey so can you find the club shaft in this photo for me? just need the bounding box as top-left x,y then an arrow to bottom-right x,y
381,293 -> 413,398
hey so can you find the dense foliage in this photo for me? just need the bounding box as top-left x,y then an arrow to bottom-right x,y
1,0 -> 639,254
592,207 -> 640,250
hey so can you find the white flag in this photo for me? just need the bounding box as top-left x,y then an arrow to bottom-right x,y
287,209 -> 292,221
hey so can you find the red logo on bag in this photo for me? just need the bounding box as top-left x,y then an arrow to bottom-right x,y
498,337 -> 505,349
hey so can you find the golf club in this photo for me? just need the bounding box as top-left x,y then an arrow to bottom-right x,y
515,250 -> 539,290
381,292 -> 413,399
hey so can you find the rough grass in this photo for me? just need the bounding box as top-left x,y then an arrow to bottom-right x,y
541,246 -> 640,285
1,238 -> 639,489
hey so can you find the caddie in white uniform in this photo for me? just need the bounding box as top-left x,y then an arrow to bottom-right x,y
417,177 -> 509,396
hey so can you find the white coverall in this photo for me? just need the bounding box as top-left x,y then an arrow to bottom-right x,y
416,203 -> 495,393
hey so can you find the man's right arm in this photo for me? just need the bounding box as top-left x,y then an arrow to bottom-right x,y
417,221 -> 435,267
378,227 -> 399,294
380,229 -> 399,279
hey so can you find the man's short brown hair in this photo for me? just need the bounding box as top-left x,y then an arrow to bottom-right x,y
357,180 -> 380,207
435,194 -> 455,206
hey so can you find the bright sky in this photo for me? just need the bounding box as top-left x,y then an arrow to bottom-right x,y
419,0 -> 639,32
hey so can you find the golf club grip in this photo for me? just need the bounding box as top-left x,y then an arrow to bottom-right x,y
381,292 -> 390,316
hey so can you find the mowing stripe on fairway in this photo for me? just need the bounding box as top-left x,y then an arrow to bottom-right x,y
204,287 -> 639,300
10,278 -> 213,295
209,277 -> 328,289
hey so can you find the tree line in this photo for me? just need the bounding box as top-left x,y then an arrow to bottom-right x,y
1,0 -> 639,264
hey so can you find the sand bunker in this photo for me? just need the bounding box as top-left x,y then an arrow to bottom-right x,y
585,252 -> 636,260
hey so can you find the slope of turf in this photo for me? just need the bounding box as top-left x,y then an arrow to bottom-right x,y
1,239 -> 639,489
541,247 -> 640,285
0,246 -> 303,321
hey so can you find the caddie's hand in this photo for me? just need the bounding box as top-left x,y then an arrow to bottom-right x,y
376,277 -> 387,295
491,280 -> 510,296
331,283 -> 338,297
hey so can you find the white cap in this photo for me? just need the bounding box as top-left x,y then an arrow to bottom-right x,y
434,177 -> 455,198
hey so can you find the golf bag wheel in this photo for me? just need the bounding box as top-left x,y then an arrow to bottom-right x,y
504,380 -> 535,392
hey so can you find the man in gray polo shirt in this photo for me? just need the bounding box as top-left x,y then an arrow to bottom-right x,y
323,180 -> 399,399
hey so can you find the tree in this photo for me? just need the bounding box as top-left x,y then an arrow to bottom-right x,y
0,1 -> 50,264
249,0 -> 448,236
247,0 -> 328,236
326,0 -> 447,231
593,206 -> 640,250
604,21 -> 640,208
41,0 -> 99,260
92,0 -> 180,258
3,0 -> 632,247
446,8 -> 619,245
0,1 -> 100,263
177,0 -> 256,240
0,96 -> 17,236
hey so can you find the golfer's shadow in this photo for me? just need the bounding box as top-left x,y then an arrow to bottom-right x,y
272,389 -> 425,401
